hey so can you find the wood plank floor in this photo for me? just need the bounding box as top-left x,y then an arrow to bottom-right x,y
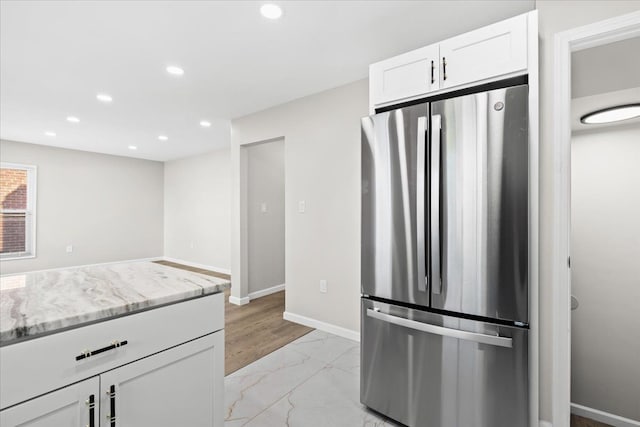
154,260 -> 314,375
155,260 -> 231,280
571,414 -> 612,427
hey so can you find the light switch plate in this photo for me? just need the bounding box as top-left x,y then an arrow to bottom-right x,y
261,202 -> 268,213
66,245 -> 73,253
319,279 -> 327,293
298,200 -> 306,213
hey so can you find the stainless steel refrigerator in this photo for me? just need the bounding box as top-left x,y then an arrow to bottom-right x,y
361,84 -> 529,427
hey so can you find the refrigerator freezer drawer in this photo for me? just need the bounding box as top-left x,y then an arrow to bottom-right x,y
361,299 -> 528,427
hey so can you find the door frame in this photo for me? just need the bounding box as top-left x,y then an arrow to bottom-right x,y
551,10 -> 640,427
230,136 -> 285,305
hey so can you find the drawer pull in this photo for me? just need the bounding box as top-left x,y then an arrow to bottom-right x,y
75,340 -> 128,361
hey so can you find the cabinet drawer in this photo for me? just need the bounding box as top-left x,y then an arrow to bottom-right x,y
440,13 -> 527,89
0,292 -> 223,410
370,43 -> 440,107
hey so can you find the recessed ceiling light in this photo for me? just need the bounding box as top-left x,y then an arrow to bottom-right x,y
44,131 -> 56,137
200,120 -> 211,128
260,4 -> 283,19
158,135 -> 168,141
67,116 -> 80,123
96,93 -> 113,103
580,104 -> 640,124
166,66 -> 184,76
128,145 -> 138,150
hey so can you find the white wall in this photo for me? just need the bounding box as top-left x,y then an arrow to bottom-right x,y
0,139 -> 164,274
536,1 -> 640,423
163,148 -> 231,272
570,124 -> 640,421
231,79 -> 368,334
246,140 -> 285,294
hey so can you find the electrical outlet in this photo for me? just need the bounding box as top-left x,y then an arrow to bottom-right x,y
66,245 -> 73,253
298,200 -> 306,213
319,279 -> 327,293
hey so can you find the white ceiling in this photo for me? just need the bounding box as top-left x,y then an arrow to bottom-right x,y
571,36 -> 640,132
572,37 -> 640,99
1,1 -> 534,161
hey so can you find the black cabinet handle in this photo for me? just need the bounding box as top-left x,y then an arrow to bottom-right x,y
86,394 -> 95,427
442,57 -> 447,81
430,60 -> 435,84
106,385 -> 116,426
76,340 -> 128,361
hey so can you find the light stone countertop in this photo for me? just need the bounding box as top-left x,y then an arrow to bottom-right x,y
0,261 -> 230,345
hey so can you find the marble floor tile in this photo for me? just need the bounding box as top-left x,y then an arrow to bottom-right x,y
244,365 -> 393,427
330,344 -> 360,376
286,329 -> 359,364
224,329 -> 398,427
225,346 -> 326,425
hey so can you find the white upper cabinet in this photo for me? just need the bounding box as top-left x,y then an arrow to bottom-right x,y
439,14 -> 528,89
370,44 -> 440,107
369,12 -> 531,108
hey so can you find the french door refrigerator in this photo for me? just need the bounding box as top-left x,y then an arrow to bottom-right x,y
361,83 -> 529,427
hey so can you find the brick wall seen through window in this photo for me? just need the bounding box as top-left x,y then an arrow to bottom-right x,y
0,166 -> 34,256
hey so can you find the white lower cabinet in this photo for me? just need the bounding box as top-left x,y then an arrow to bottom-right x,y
100,331 -> 223,427
0,331 -> 224,427
0,377 -> 99,427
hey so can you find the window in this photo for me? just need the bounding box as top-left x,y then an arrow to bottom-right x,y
0,163 -> 37,260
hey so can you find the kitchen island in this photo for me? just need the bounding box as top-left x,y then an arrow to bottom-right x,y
0,261 -> 230,426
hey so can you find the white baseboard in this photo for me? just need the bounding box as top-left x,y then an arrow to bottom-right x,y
283,311 -> 360,342
228,295 -> 250,306
571,403 -> 640,427
248,284 -> 285,300
161,256 -> 231,275
539,421 -> 552,427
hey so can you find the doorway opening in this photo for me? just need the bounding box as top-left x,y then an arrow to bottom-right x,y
570,36 -> 640,427
552,10 -> 640,427
244,138 -> 285,301
226,138 -> 313,374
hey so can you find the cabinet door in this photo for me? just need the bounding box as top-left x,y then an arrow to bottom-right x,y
370,44 -> 440,106
440,14 -> 527,89
0,377 -> 98,427
100,331 -> 223,427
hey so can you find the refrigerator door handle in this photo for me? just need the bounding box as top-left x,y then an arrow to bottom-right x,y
367,308 -> 513,348
417,116 -> 428,292
430,115 -> 442,294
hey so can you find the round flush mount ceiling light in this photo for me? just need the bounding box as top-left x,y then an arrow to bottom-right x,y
44,131 -> 56,137
66,116 -> 80,123
128,145 -> 138,150
166,65 -> 184,76
199,120 -> 211,128
260,4 -> 282,19
96,93 -> 113,103
158,135 -> 168,141
580,104 -> 640,125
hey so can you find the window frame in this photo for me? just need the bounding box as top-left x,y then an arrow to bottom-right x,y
0,162 -> 37,260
